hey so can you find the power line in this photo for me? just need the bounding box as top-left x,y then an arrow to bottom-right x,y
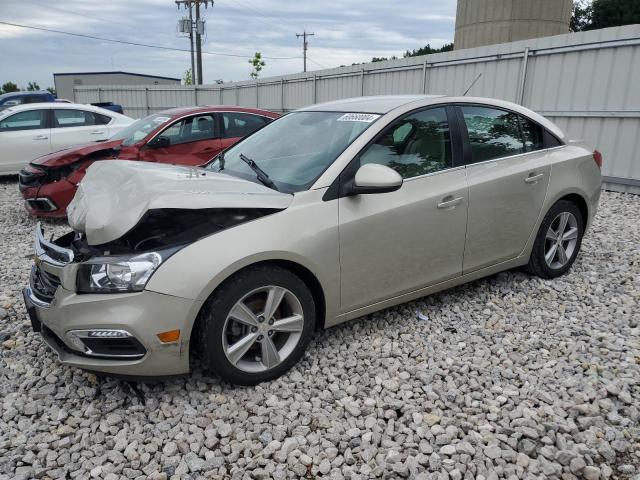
307,56 -> 329,69
0,20 -> 300,60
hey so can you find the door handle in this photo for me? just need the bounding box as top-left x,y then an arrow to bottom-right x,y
34,135 -> 48,140
90,130 -> 106,135
437,196 -> 464,210
524,173 -> 544,184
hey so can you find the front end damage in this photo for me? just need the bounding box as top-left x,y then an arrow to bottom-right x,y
19,143 -> 122,217
23,160 -> 292,377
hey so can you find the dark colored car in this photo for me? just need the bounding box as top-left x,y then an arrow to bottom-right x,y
90,102 -> 124,114
0,91 -> 56,111
19,106 -> 279,217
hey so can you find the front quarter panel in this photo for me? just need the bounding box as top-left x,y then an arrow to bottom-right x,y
144,188 -> 340,326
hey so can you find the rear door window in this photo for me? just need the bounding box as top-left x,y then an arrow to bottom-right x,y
0,109 -> 47,131
53,109 -> 100,128
461,106 -> 524,163
222,112 -> 267,138
520,116 -> 544,152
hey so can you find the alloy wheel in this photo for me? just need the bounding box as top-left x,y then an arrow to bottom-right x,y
544,211 -> 579,269
222,286 -> 304,373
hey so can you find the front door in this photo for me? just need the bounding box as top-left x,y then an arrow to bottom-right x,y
338,106 -> 468,312
140,113 -> 222,166
458,105 -> 551,273
0,108 -> 51,173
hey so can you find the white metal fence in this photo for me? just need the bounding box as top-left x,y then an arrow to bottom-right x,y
75,25 -> 640,194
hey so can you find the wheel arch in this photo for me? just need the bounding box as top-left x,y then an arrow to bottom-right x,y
188,258 -> 327,359
556,192 -> 589,228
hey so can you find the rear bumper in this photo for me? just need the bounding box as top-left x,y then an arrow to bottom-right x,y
23,282 -> 200,377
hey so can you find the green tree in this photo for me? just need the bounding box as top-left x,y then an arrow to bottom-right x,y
571,0 -> 593,31
183,68 -> 193,86
27,81 -> 40,91
1,82 -> 19,94
590,0 -> 640,29
403,43 -> 454,57
46,87 -> 56,95
248,52 -> 266,79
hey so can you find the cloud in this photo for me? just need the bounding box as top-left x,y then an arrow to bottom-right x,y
1,0 -> 456,89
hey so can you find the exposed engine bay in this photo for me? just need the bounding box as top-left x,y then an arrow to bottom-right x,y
56,207 -> 280,261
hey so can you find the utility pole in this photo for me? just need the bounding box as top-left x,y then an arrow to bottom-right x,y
296,31 -> 314,72
195,1 -> 203,84
175,0 -> 213,85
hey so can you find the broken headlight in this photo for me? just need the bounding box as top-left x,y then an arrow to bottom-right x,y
76,251 -> 165,293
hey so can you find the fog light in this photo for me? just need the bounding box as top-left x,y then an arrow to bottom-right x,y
65,332 -> 87,351
157,329 -> 181,343
64,329 -> 146,358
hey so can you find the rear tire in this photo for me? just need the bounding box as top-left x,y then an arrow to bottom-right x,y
196,265 -> 315,386
525,200 -> 584,279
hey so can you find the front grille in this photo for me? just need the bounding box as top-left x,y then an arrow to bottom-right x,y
30,265 -> 61,303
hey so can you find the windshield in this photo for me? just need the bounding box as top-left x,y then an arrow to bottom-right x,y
110,113 -> 172,146
207,111 -> 379,193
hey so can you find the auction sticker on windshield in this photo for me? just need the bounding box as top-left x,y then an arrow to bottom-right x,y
337,113 -> 380,123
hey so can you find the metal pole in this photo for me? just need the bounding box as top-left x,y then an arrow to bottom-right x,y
422,59 -> 428,93
194,86 -> 198,106
195,1 -> 203,85
517,47 -> 530,106
256,81 -> 259,107
280,79 -> 285,112
312,74 -> 317,104
188,2 -> 196,84
360,67 -> 365,96
145,88 -> 150,115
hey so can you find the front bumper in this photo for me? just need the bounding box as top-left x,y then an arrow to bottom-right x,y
24,225 -> 201,377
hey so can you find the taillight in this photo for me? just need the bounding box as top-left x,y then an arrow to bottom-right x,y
593,150 -> 603,169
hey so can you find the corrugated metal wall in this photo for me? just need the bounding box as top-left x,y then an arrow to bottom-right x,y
75,25 -> 640,194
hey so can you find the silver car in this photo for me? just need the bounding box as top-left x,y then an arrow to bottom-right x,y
24,95 -> 602,385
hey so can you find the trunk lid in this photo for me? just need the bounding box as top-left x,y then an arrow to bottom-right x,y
67,160 -> 293,245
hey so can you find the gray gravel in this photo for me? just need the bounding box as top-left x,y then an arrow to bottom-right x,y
0,177 -> 639,480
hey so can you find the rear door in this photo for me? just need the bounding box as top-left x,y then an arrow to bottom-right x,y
458,104 -> 551,273
0,108 -> 51,173
50,109 -> 112,150
219,112 -> 271,151
139,113 -> 222,166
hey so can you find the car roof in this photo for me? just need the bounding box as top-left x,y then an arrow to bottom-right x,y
0,102 -> 126,119
0,90 -> 52,100
299,95 -> 445,114
159,105 -> 279,118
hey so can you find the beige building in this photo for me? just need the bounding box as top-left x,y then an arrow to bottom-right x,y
454,0 -> 572,50
53,71 -> 180,102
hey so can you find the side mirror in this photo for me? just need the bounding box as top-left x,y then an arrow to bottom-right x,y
347,163 -> 403,195
147,135 -> 170,149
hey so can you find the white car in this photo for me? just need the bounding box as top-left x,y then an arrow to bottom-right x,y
0,103 -> 133,174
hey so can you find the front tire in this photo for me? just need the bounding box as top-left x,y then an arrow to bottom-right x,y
196,265 -> 315,385
525,200 -> 584,279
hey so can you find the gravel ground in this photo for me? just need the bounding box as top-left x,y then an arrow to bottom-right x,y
0,178 -> 639,480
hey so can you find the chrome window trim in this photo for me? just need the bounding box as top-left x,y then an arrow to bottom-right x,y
403,164 -> 467,183
463,145 -> 567,168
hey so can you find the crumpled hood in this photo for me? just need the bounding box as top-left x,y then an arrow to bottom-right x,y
67,160 -> 293,245
30,139 -> 123,168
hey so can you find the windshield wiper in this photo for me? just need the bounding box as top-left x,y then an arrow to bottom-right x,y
239,153 -> 278,191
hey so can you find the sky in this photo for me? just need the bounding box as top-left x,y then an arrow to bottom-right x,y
0,0 -> 457,90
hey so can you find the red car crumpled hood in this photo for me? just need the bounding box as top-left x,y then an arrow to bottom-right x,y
30,139 -> 124,168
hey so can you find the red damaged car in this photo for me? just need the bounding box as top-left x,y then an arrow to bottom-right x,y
19,106 -> 279,217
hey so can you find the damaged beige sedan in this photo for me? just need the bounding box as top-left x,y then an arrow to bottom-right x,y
24,95 -> 602,385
